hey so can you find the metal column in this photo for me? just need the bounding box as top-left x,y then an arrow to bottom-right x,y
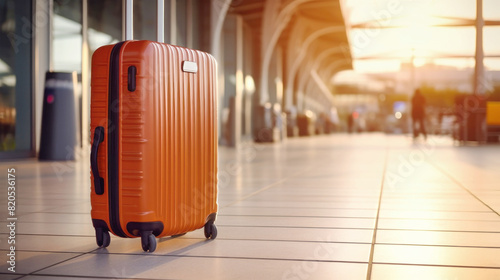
474,0 -> 485,95
81,0 -> 89,149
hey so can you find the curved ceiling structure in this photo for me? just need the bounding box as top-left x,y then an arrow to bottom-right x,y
227,0 -> 352,113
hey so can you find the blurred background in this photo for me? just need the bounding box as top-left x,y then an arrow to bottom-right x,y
0,0 -> 499,159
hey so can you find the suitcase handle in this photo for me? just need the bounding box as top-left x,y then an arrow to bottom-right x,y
124,0 -> 164,42
91,126 -> 105,195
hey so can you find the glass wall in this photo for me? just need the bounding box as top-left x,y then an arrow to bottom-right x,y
0,0 -> 208,158
87,0 -> 121,51
53,0 -> 82,71
0,0 -> 33,157
175,0 -> 187,46
52,0 -> 122,149
134,0 -> 156,41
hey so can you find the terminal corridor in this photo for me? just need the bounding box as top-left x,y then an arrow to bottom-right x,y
1,133 -> 500,279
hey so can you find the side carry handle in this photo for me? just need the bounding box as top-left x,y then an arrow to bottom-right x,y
91,126 -> 105,195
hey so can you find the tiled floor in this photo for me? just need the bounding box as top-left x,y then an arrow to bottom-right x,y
1,133 -> 500,279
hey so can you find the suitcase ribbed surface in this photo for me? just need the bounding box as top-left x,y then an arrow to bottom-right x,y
91,41 -> 218,237
90,45 -> 113,225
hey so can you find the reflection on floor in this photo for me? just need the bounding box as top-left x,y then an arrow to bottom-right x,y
1,133 -> 500,279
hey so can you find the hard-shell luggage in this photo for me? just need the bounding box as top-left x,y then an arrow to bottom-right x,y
89,0 -> 218,252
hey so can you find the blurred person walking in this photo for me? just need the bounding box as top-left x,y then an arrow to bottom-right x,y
411,89 -> 427,139
347,112 -> 354,133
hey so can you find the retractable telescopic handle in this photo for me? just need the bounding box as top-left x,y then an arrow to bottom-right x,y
123,0 -> 164,43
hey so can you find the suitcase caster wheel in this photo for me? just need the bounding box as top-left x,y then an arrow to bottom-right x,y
141,231 -> 157,253
96,229 -> 110,248
204,223 -> 217,239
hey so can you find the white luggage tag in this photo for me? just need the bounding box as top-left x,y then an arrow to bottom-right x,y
182,61 -> 198,73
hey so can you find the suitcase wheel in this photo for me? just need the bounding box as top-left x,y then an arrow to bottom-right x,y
95,228 -> 110,248
204,222 -> 217,240
141,231 -> 157,253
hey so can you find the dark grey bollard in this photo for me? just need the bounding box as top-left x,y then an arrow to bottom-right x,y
39,72 -> 77,160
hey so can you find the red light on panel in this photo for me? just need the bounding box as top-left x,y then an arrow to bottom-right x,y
47,94 -> 54,104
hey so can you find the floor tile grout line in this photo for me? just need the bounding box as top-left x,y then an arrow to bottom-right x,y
18,249 -> 101,278
219,177 -> 299,209
4,240 -> 500,276
373,242 -> 500,249
218,214 -> 500,221
112,247 -> 367,262
11,209 -> 491,218
4,225 -> 500,245
68,252 -> 372,264
218,214 -> 377,218
4,238 -> 500,257
10,270 -> 169,280
221,205 -> 495,213
371,261 -> 500,270
15,274 -> 169,280
13,274 -> 26,280
0,249 -> 102,254
375,228 -> 500,234
225,206 -> 382,210
431,162 -> 500,217
3,224 -> 500,237
366,148 -> 389,280
220,158 -> 341,209
213,225 -> 500,234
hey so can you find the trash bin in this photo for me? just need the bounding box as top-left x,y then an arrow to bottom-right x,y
39,72 -> 78,160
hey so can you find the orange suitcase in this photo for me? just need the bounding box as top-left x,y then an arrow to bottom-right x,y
89,3 -> 217,252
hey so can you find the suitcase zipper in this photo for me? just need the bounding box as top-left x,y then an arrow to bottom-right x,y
108,41 -> 127,238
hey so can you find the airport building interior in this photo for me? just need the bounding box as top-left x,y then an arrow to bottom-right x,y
1,0 -> 500,279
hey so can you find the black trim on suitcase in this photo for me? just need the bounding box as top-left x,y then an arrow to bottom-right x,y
108,41 -> 127,238
91,126 -> 105,195
126,221 -> 164,237
92,219 -> 110,231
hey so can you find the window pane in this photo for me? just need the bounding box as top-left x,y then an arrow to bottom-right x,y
176,0 -> 187,46
53,0 -> 82,72
88,0 -> 121,52
134,0 -> 156,41
0,0 -> 33,153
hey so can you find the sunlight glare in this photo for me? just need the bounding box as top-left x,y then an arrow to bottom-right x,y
399,3 -> 436,50
343,0 -> 500,74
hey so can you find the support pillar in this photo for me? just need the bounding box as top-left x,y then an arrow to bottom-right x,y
474,0 -> 485,95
